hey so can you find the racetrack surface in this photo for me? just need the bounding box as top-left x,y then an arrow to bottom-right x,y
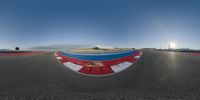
0,51 -> 200,100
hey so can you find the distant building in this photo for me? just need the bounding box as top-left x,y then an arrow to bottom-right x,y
181,48 -> 190,50
15,47 -> 20,51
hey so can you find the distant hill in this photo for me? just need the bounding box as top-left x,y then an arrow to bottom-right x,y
0,49 -> 11,51
29,44 -> 91,51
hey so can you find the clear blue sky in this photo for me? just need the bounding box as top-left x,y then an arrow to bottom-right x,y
0,0 -> 200,49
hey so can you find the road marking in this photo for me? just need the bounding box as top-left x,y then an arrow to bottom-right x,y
111,62 -> 133,72
118,62 -> 132,70
63,62 -> 83,71
56,57 -> 62,60
134,56 -> 140,59
111,65 -> 122,72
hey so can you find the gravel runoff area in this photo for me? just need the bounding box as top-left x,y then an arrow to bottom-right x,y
0,51 -> 200,100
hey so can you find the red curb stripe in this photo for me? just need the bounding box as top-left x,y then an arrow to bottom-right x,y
101,66 -> 113,74
89,67 -> 102,75
79,66 -> 91,74
190,53 -> 200,56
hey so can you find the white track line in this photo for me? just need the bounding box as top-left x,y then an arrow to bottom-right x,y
56,57 -> 62,60
118,62 -> 133,70
63,62 -> 83,71
134,56 -> 140,59
111,65 -> 122,73
111,62 -> 133,73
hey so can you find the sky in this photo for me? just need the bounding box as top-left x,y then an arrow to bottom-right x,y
0,0 -> 200,49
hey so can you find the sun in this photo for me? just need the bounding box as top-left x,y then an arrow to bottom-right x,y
169,42 -> 176,49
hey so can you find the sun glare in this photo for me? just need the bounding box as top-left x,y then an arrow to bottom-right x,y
170,42 -> 176,49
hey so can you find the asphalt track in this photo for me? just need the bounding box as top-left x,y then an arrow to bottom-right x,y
0,51 -> 200,100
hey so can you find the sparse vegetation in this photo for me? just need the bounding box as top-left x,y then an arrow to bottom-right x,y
68,48 -> 133,53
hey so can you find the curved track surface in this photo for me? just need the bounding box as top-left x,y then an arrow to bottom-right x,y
0,51 -> 200,100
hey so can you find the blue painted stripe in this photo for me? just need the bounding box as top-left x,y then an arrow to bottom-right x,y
68,50 -> 132,54
60,50 -> 138,61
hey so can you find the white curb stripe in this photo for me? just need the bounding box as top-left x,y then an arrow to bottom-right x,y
56,57 -> 62,60
124,62 -> 133,66
118,62 -> 133,70
111,65 -> 122,73
111,62 -> 133,73
134,56 -> 140,59
63,62 -> 83,71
